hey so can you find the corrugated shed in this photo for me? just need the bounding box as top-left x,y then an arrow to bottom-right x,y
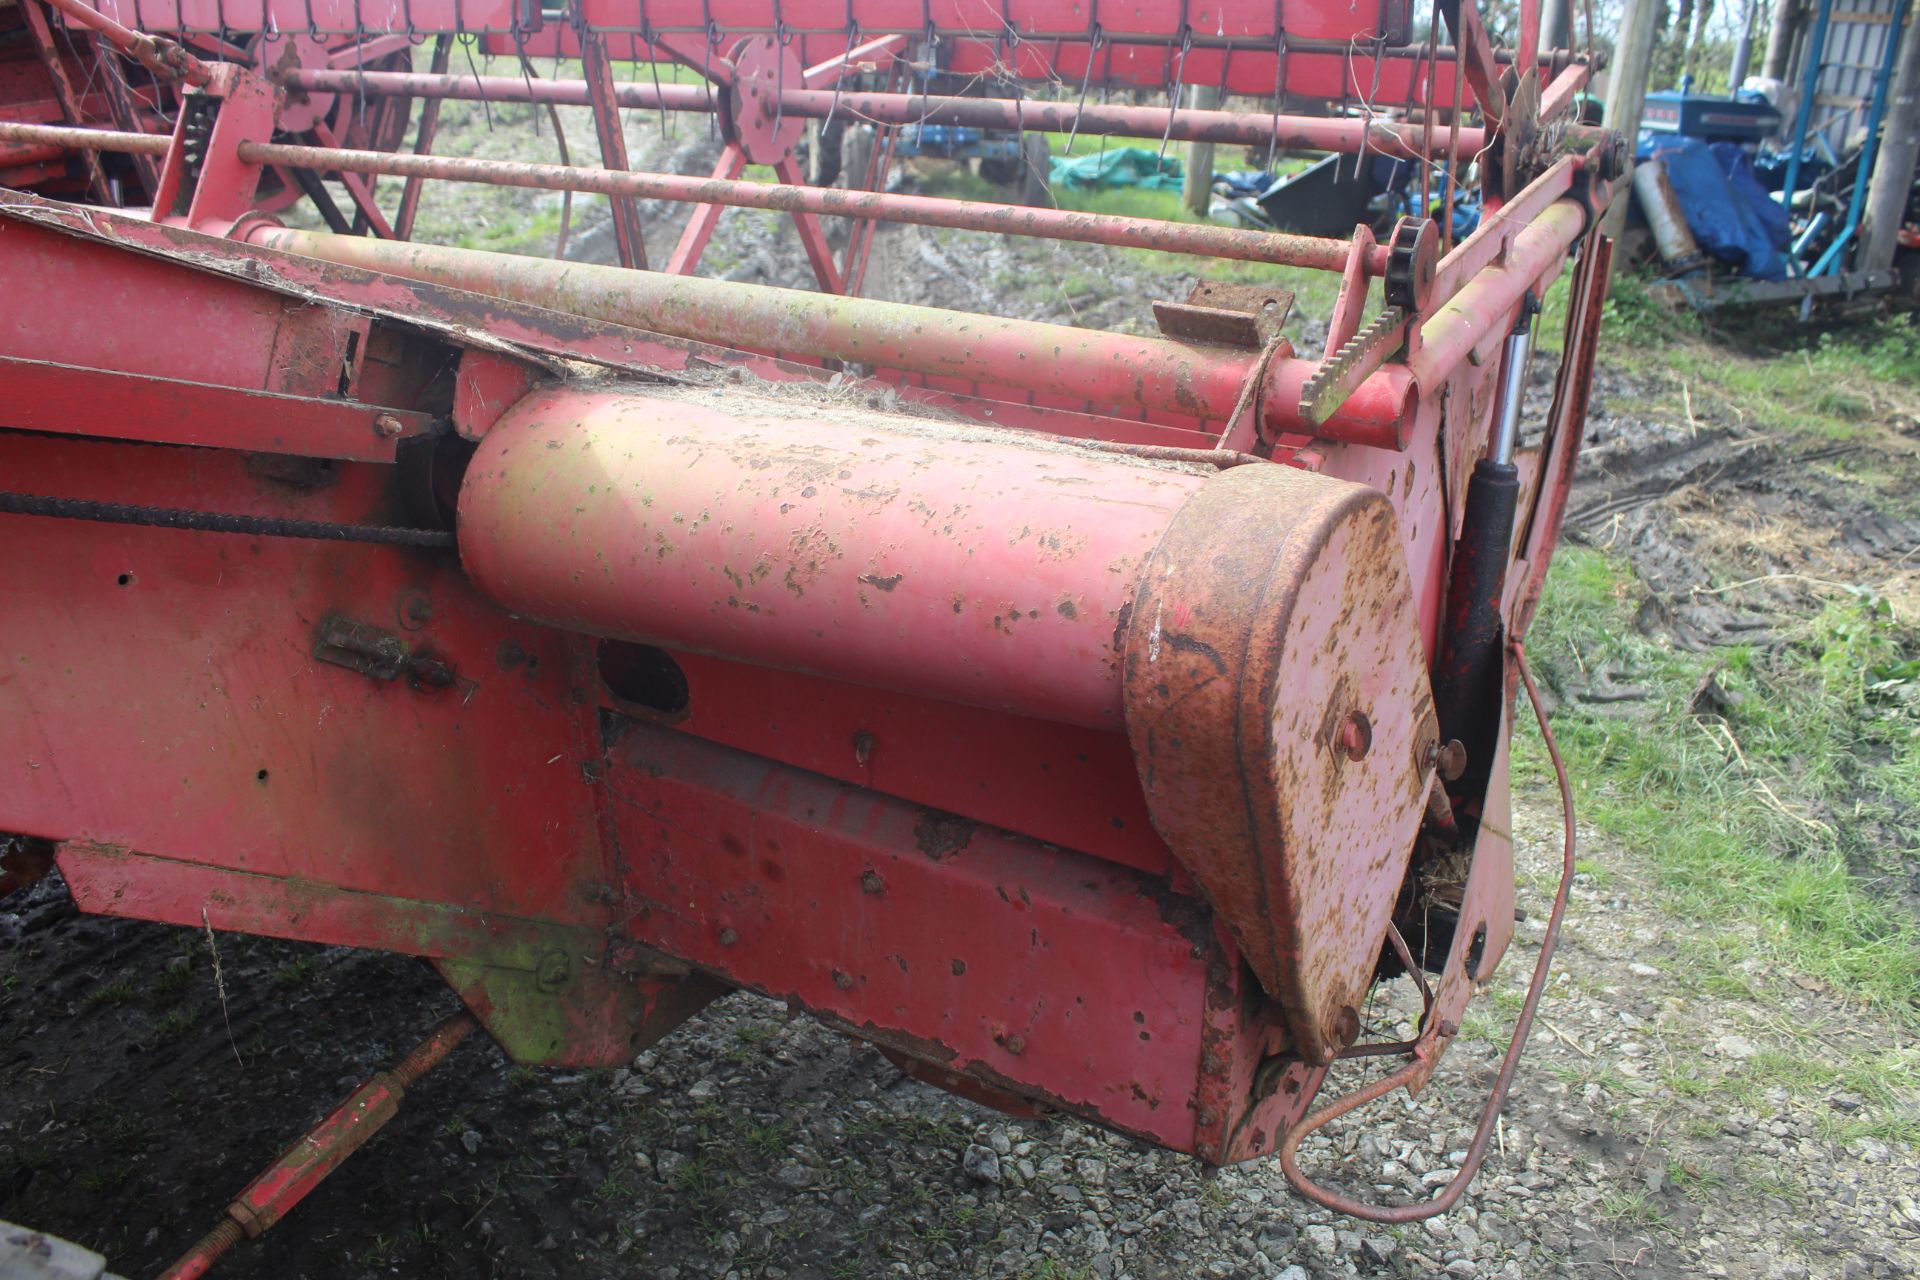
1782,0 -> 1907,148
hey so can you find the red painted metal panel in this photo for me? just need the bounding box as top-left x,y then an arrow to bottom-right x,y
606,718 -> 1236,1152
0,356 -> 430,461
0,215 -> 358,397
0,433 -> 607,926
571,0 -> 1408,48
70,0 -> 518,32
656,651 -> 1175,877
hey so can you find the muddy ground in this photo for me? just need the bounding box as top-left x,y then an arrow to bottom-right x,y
5,98 -> 1920,1280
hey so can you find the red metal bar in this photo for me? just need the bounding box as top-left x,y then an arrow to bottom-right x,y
582,28 -> 648,270
1438,0 -> 1505,125
248,226 -> 1427,445
156,1012 -> 477,1280
308,118 -> 396,238
1514,234 -> 1613,641
392,34 -> 451,241
667,146 -> 746,274
278,68 -> 1498,159
35,0 -> 212,85
248,226 -> 1261,422
0,120 -> 1381,272
0,356 -> 431,461
0,120 -> 169,155
775,151 -> 845,292
1408,199 -> 1587,392
236,137 -> 1381,273
21,0 -> 114,203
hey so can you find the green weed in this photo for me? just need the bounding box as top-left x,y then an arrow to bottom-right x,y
1518,547 -> 1920,1016
82,980 -> 138,1009
273,955 -> 318,988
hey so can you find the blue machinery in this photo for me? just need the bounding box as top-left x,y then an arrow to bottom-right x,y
1780,0 -> 1910,280
1651,0 -> 1912,309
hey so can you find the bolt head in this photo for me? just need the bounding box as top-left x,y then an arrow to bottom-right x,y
373,413 -> 404,438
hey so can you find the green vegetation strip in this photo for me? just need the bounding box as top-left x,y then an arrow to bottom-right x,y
1518,545 -> 1920,1015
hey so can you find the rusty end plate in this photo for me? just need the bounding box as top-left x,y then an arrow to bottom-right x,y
1121,463 -> 1439,1066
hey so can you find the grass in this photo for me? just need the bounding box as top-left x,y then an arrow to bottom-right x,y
273,955 -> 319,988
82,979 -> 138,1009
1598,1185 -> 1668,1228
910,156 -> 1344,322
1518,544 -> 1920,1017
1596,276 -> 1920,443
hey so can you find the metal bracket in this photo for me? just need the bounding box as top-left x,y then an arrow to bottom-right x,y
1152,281 -> 1295,349
314,616 -> 456,689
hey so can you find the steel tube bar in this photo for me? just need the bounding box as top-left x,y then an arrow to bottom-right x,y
1489,317 -> 1536,465
0,120 -> 1374,272
249,226 -> 1265,423
156,1012 -> 477,1280
252,225 -> 1420,446
0,120 -> 169,154
1409,199 -> 1588,393
237,138 -> 1377,272
279,68 -> 1496,159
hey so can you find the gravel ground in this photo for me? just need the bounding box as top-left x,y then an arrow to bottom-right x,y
5,90 -> 1920,1280
6,799 -> 1917,1280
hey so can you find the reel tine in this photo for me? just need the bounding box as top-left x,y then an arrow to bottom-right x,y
1158,26 -> 1190,166
1065,23 -> 1099,156
514,28 -> 538,137
462,32 -> 493,131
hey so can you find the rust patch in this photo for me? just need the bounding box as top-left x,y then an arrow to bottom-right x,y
859,572 -> 903,592
912,809 -> 975,859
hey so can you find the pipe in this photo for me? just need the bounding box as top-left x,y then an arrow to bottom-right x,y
250,225 -> 1418,445
156,1011 -> 477,1280
252,225 -> 1260,420
1633,156 -> 1706,267
457,386 -> 1215,729
235,137 -> 1377,273
1489,298 -> 1538,466
0,121 -> 170,156
1408,199 -> 1588,394
279,68 -> 1495,160
0,121 -> 1376,274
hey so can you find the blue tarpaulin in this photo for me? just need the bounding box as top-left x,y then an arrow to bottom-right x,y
1638,134 -> 1791,280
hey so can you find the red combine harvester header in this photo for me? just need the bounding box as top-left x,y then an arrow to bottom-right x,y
0,0 -> 1618,1268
